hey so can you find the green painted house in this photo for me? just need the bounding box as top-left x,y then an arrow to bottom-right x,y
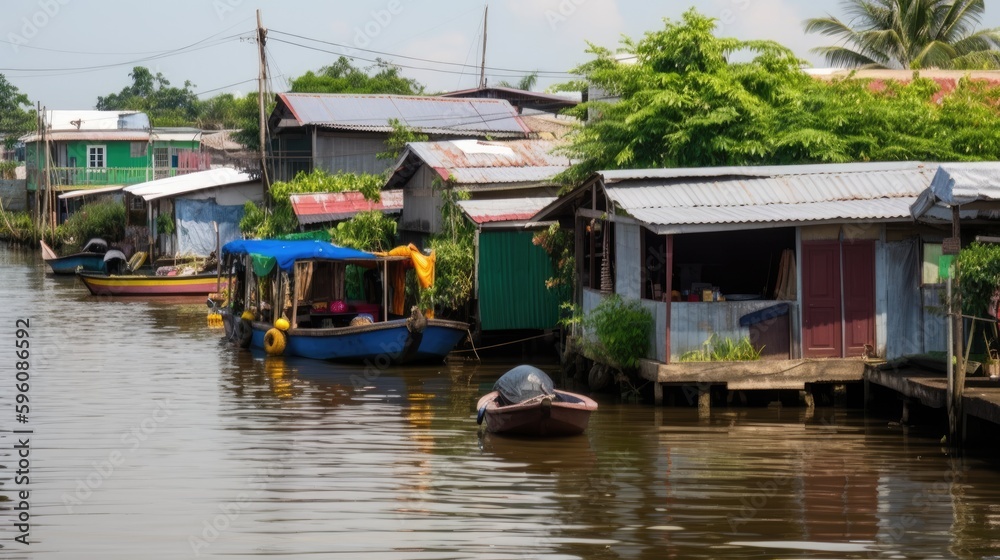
24,110 -> 207,221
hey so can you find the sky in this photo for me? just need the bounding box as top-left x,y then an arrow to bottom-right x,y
4,0 -> 1000,109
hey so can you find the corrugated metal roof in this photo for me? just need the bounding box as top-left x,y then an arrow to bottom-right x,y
123,168 -> 254,201
23,130 -> 150,143
390,139 -> 571,188
277,93 -> 530,137
45,110 -> 147,131
290,190 -> 403,225
597,162 -> 939,233
457,197 -> 556,224
57,185 -> 126,200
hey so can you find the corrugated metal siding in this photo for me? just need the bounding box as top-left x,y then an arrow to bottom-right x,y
885,239 -> 923,359
640,299 -> 667,362
922,286 -> 948,352
669,301 -> 793,360
615,222 -> 641,300
315,135 -> 388,175
400,166 -> 440,233
478,230 -> 561,331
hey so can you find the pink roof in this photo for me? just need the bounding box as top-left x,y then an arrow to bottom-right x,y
290,190 -> 403,225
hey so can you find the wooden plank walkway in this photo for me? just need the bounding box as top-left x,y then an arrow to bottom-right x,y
865,365 -> 1000,426
639,358 -> 867,408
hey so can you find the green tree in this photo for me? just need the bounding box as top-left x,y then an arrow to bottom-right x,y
558,9 -> 814,182
0,74 -> 34,149
804,0 -> 1000,69
96,66 -> 200,126
377,119 -> 429,162
559,9 -> 1000,183
496,71 -> 539,90
290,56 -> 424,95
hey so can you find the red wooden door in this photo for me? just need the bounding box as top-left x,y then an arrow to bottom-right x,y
842,240 -> 876,357
802,241 -> 842,358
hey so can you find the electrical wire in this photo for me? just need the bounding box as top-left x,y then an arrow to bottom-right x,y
269,29 -> 573,77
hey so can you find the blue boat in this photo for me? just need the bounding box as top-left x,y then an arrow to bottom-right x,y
40,238 -> 108,275
220,239 -> 468,364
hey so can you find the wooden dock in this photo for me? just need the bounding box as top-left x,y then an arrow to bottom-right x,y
639,358 -> 867,410
864,364 -> 1000,438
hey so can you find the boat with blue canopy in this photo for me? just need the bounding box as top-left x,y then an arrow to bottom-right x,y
219,239 -> 468,364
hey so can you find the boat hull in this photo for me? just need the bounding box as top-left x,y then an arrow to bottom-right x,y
225,313 -> 468,364
45,253 -> 107,275
78,271 -> 225,296
477,390 -> 597,437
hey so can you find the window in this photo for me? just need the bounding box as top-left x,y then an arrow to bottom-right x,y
87,145 -> 106,168
922,242 -> 944,285
153,147 -> 169,168
130,142 -> 147,158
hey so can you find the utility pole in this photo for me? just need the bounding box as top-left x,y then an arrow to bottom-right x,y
40,105 -> 51,234
478,5 -> 488,89
34,101 -> 42,230
256,9 -> 270,202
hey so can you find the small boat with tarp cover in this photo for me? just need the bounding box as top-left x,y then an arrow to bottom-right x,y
476,365 -> 598,436
40,238 -> 109,275
219,239 -> 468,364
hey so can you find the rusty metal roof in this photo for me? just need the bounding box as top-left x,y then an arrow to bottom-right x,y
290,190 -> 403,225
387,139 -> 572,190
457,197 -> 557,225
276,93 -> 530,137
594,162 -> 939,234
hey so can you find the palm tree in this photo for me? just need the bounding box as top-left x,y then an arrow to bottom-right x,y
495,71 -> 538,91
804,0 -> 1000,69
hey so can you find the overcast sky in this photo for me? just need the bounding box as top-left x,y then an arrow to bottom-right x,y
5,0 -> 1000,109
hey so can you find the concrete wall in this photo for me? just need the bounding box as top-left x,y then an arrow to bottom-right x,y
0,179 -> 26,212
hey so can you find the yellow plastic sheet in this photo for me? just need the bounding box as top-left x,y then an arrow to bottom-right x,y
376,244 -> 436,317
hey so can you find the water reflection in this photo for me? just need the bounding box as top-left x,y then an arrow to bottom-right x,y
2,244 -> 1000,558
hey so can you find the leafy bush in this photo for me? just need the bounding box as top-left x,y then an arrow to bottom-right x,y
0,161 -> 18,179
61,199 -> 125,248
240,169 -> 384,238
583,294 -> 653,370
679,334 -> 763,362
0,210 -> 39,243
423,235 -> 474,312
957,241 -> 1000,317
329,210 -> 397,252
420,183 -> 475,315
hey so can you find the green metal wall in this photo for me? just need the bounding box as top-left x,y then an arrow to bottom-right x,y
478,230 -> 561,331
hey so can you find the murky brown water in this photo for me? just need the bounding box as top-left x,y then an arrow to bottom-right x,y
2,244 -> 1000,559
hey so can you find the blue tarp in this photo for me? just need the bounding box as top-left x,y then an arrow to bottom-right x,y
175,198 -> 245,257
222,239 -> 377,274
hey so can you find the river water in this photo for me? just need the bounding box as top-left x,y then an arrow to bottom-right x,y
2,244 -> 1000,559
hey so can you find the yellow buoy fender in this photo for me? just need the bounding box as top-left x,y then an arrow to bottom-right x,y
241,310 -> 255,321
275,317 -> 290,331
263,328 -> 286,356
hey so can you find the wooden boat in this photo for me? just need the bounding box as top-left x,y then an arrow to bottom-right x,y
40,238 -> 108,275
220,239 -> 468,364
78,271 -> 225,297
77,250 -> 224,297
476,365 -> 598,437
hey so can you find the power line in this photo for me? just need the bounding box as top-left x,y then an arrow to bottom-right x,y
269,28 -> 576,76
266,34 -> 575,80
0,32 -> 249,75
